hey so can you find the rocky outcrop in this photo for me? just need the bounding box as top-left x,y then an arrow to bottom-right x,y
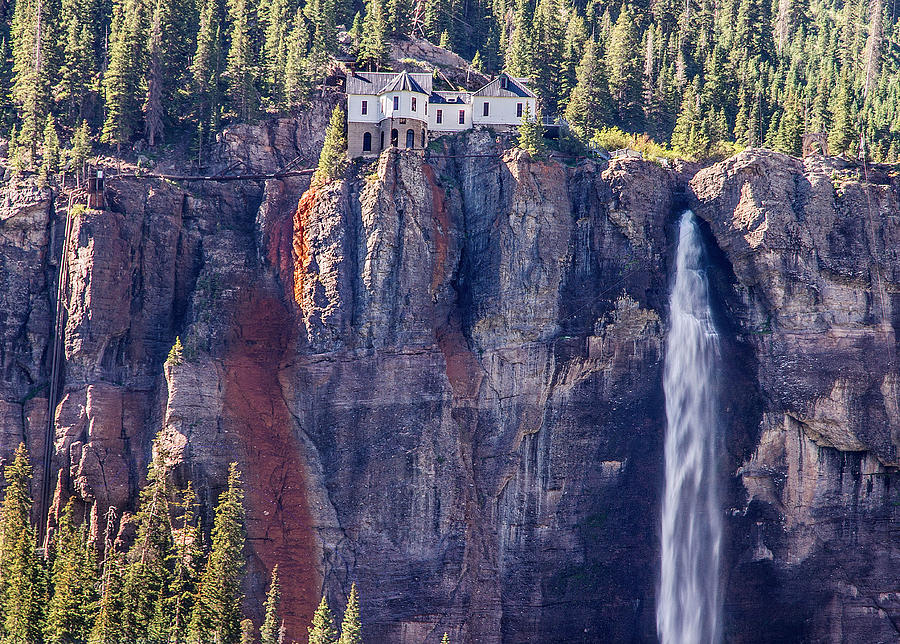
691,149 -> 900,643
2,113 -> 899,643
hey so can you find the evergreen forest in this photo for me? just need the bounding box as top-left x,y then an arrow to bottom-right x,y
0,442 -> 391,644
3,0 -> 900,166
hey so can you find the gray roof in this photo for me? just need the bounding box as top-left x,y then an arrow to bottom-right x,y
472,73 -> 536,98
429,91 -> 471,104
346,71 -> 432,95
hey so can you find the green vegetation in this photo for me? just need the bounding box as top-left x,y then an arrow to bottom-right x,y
0,0 -> 893,173
314,106 -> 347,186
0,443 -> 376,643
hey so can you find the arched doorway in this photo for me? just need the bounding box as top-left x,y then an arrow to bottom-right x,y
405,129 -> 415,148
390,129 -> 398,147
363,132 -> 372,152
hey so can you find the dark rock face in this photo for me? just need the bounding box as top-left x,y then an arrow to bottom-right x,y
0,120 -> 898,643
691,150 -> 900,644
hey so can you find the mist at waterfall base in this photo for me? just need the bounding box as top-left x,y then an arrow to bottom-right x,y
657,211 -> 723,644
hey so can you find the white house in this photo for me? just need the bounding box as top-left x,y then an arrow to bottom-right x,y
346,70 -> 537,158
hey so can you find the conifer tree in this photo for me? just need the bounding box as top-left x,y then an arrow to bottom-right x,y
441,633 -> 450,644
358,0 -> 389,70
260,0 -> 291,108
308,595 -> 339,644
239,619 -> 255,644
144,0 -> 165,146
103,0 -> 148,149
89,550 -> 126,644
192,0 -> 222,154
338,583 -> 362,644
56,0 -> 96,125
388,0 -> 411,37
517,103 -> 545,157
45,501 -> 99,643
285,9 -> 312,107
225,0 -> 256,122
505,0 -> 533,78
260,566 -> 281,644
605,4 -> 643,128
169,483 -> 204,643
564,39 -> 609,142
40,114 -> 60,178
187,463 -> 246,644
0,444 -> 45,644
313,106 -> 346,185
121,448 -> 176,642
69,120 -> 92,184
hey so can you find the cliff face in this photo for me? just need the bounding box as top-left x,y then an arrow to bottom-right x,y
0,116 -> 897,642
691,151 -> 900,643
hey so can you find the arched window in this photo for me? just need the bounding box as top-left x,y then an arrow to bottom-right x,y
362,132 -> 372,152
421,129 -> 426,147
380,130 -> 385,150
391,129 -> 398,147
405,129 -> 414,148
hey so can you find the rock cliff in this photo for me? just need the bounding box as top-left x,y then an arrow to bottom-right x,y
0,114 -> 897,642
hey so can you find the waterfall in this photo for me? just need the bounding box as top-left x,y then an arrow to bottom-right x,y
657,210 -> 722,644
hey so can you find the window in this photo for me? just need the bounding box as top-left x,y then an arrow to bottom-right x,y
362,100 -> 368,115
436,109 -> 443,124
391,129 -> 398,146
393,96 -> 399,110
501,75 -> 508,90
458,110 -> 465,124
516,102 -> 523,118
380,131 -> 385,149
422,129 -> 426,146
406,129 -> 415,148
412,97 -> 417,111
363,132 -> 372,152
483,102 -> 489,117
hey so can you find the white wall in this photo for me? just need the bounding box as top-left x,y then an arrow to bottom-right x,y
471,97 -> 536,127
429,103 -> 473,132
381,90 -> 428,121
347,94 -> 382,123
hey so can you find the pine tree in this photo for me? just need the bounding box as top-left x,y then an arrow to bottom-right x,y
169,483 -> 204,643
144,0 -> 165,146
89,551 -> 126,644
0,443 -> 45,644
605,4 -> 643,129
69,119 -> 91,184
225,0 -> 256,121
239,619 -> 255,644
505,0 -> 533,77
441,633 -> 450,644
103,0 -> 148,149
313,106 -> 346,186
358,0 -> 389,70
121,448 -> 176,642
308,595 -> 339,644
260,566 -> 281,644
45,500 -> 99,643
56,0 -> 97,125
387,0 -> 411,37
260,0 -> 291,108
40,114 -> 60,178
671,85 -> 708,159
564,39 -> 609,142
187,463 -> 246,644
192,0 -> 222,155
10,0 -> 58,166
532,0 -> 564,114
517,103 -> 545,157
338,583 -> 362,644
285,9 -> 312,107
